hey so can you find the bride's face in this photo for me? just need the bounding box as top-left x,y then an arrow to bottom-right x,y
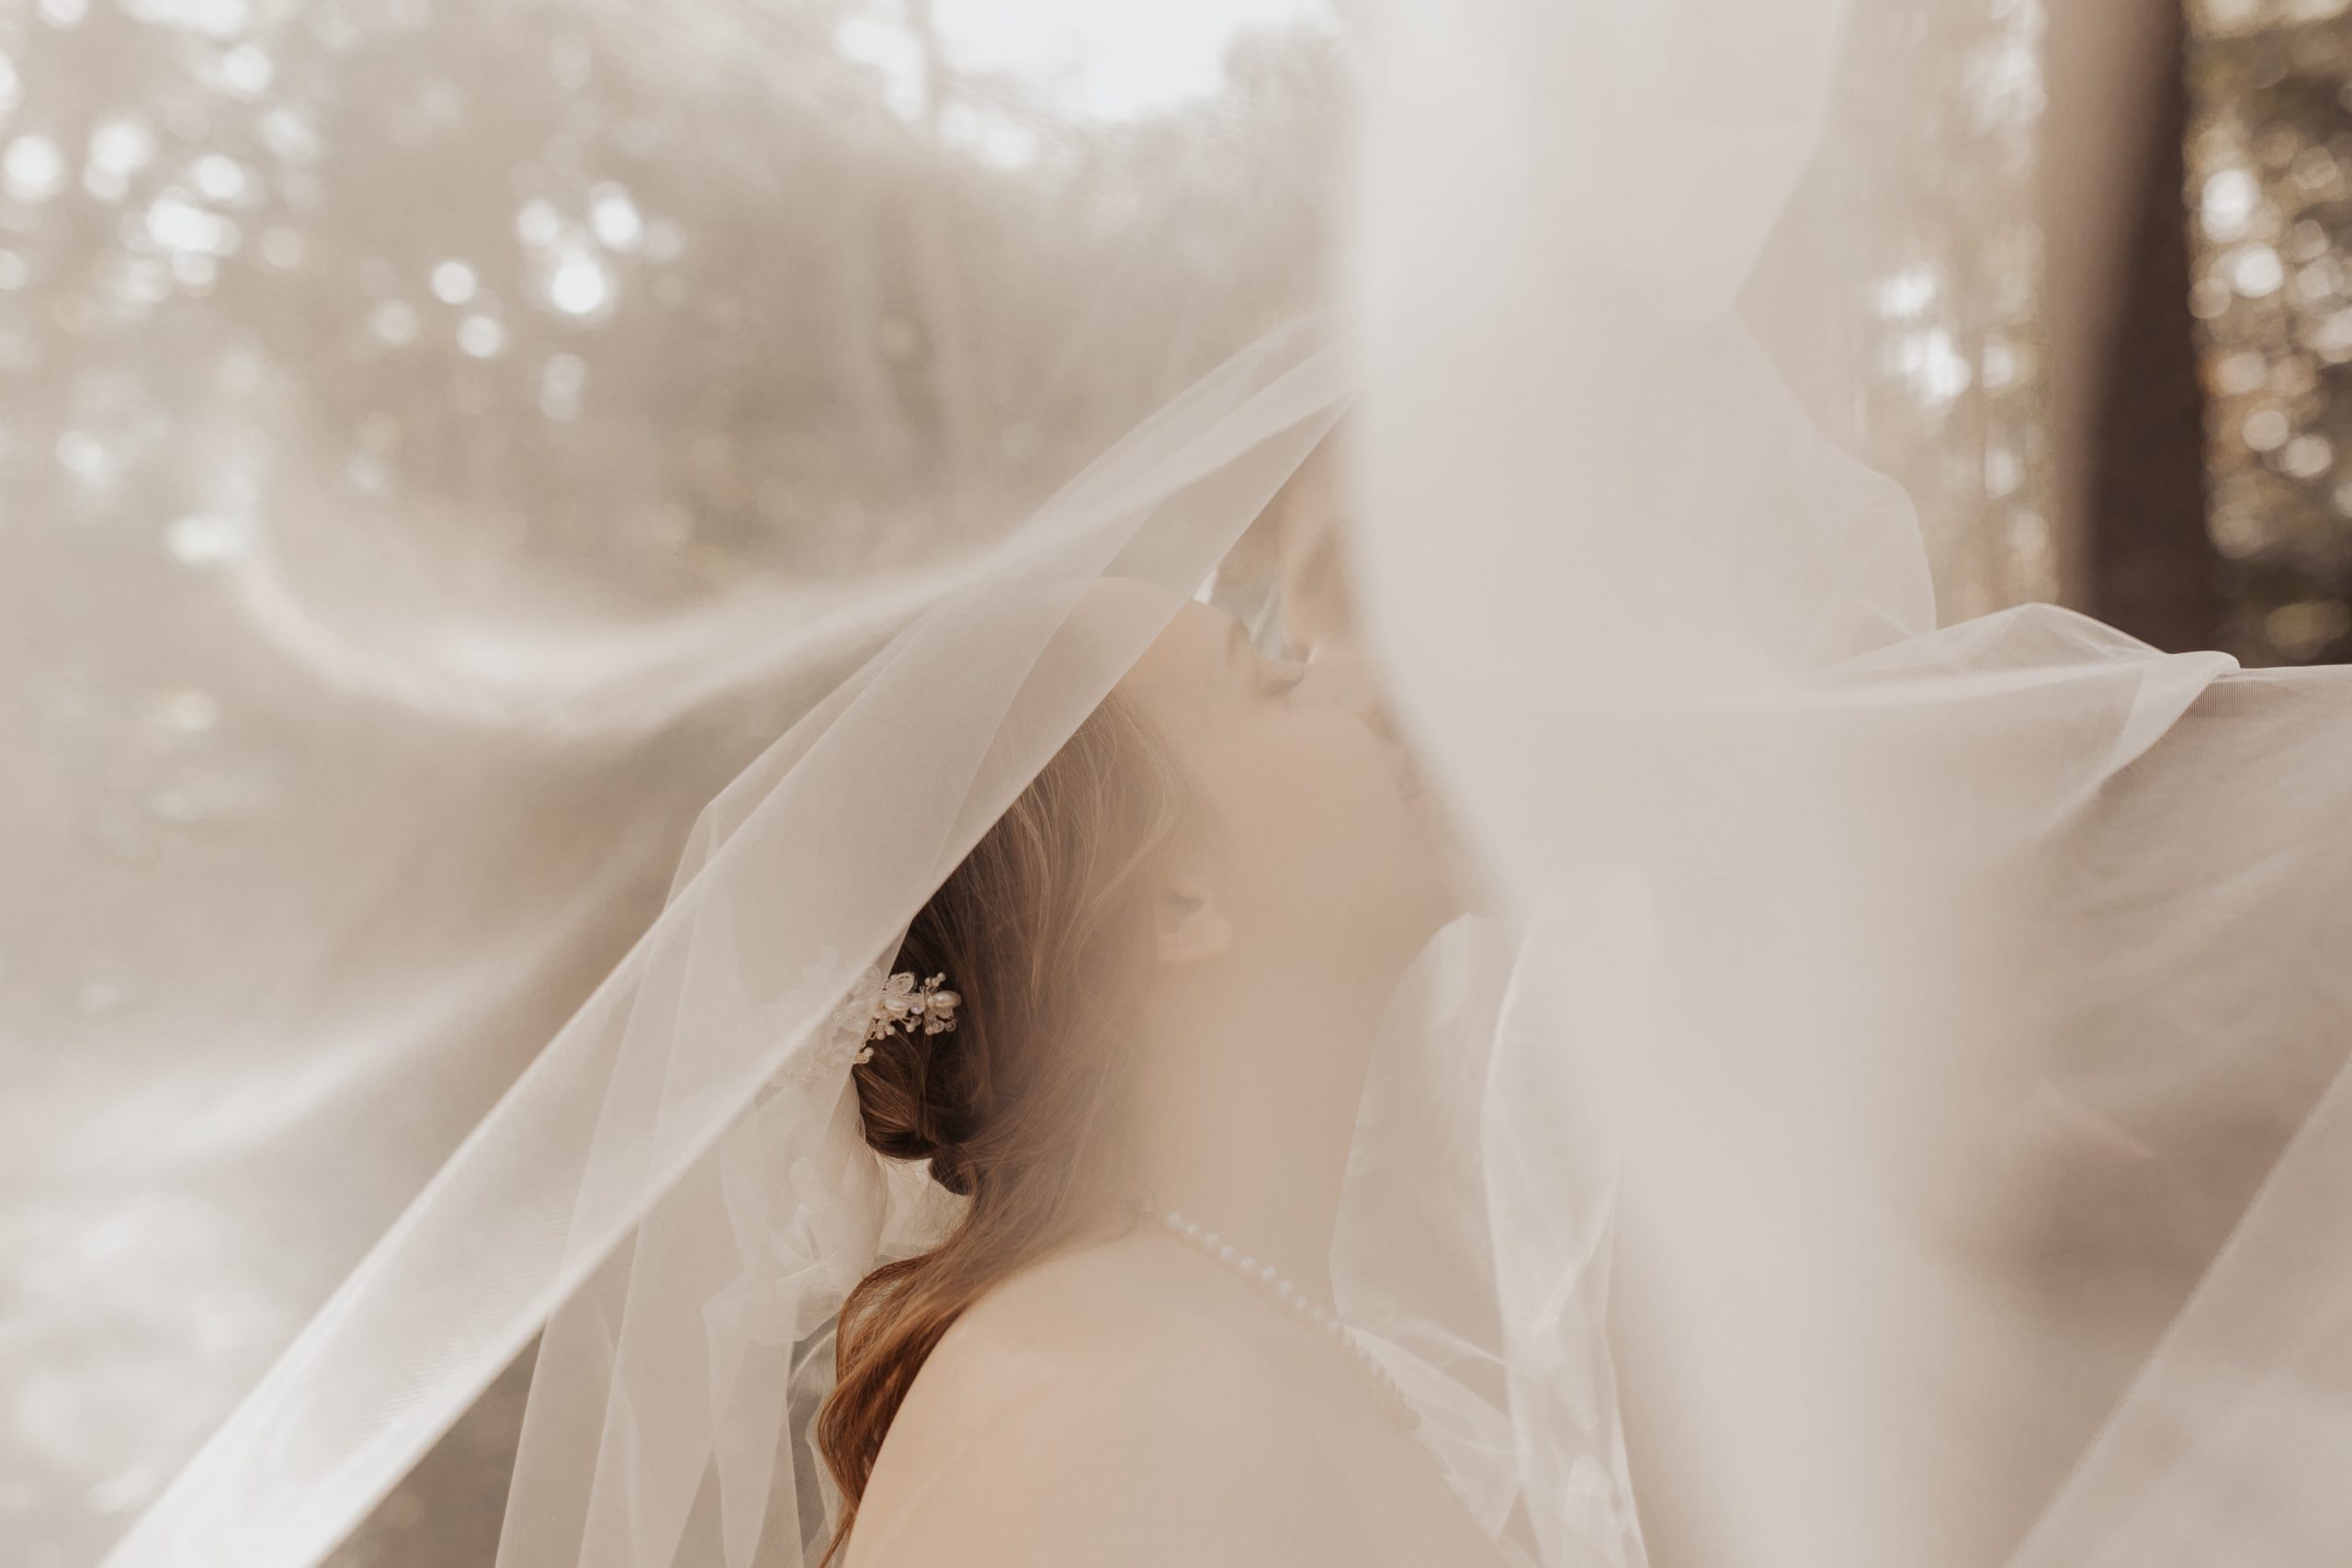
1115,601 -> 1457,984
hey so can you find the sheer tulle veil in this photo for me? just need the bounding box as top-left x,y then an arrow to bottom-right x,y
80,2 -> 2352,1567
1355,4 -> 2352,1564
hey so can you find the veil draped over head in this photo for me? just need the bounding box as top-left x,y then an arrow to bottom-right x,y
63,1 -> 2352,1567
96,317 -> 1353,1568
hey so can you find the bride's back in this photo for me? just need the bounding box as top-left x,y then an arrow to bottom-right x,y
842,1231 -> 1510,1568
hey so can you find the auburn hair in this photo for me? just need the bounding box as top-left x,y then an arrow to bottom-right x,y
814,690 -> 1191,1561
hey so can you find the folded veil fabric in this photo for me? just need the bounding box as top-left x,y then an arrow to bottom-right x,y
1353,3 -> 2352,1566
90,2 -> 2352,1567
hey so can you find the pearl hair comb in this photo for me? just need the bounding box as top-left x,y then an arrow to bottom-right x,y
863,970 -> 962,1047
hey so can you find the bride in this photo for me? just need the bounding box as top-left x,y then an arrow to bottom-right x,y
85,2 -> 2352,1567
827,590 -> 1495,1568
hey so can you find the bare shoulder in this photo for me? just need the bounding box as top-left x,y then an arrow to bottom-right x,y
888,1229 -> 1306,1419
842,1233 -> 1367,1568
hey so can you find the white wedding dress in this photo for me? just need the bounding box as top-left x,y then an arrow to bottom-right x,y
26,3 -> 2352,1568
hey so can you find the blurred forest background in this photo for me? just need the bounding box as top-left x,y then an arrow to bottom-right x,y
2178,0 -> 2352,662
6,1 -> 2352,1566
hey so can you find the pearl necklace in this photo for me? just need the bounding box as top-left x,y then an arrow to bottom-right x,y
1134,1203 -> 1419,1432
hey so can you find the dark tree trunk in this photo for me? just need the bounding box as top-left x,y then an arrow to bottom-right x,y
2079,10 -> 2222,654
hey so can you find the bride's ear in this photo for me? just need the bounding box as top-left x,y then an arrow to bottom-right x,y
1152,871 -> 1233,966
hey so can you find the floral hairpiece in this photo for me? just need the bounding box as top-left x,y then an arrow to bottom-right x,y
862,970 -> 961,1049
773,958 -> 967,1093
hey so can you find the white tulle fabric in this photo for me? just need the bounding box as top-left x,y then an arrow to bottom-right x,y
98,320 -> 1352,1568
98,2 -> 2352,1567
1353,3 -> 2352,1567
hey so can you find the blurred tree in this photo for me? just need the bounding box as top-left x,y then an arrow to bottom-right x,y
2183,0 -> 2352,665
2050,0 -> 2222,654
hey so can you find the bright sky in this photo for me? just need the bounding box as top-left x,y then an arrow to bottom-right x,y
842,0 -> 1331,124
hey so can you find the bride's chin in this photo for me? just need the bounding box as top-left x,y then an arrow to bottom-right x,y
1404,793 -> 1474,911
1391,847 -> 1475,964
1420,825 -> 1491,930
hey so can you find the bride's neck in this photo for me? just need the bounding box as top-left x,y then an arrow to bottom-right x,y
1114,951 -> 1390,1300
